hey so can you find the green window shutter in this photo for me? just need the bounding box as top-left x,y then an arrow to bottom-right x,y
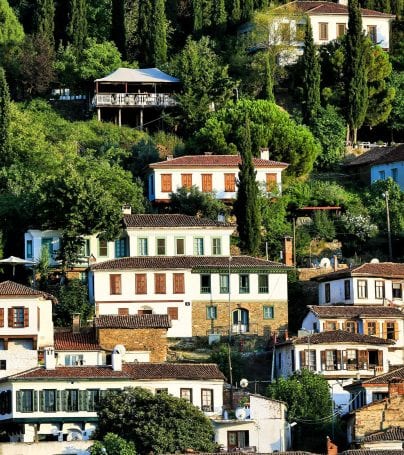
56,390 -> 61,411
78,390 -> 87,411
6,390 -> 12,414
32,391 -> 38,412
16,391 -> 22,412
39,391 -> 44,412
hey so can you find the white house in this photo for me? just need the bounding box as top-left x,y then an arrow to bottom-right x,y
88,256 -> 289,338
0,350 -> 225,442
0,281 -> 55,378
274,330 -> 394,413
148,150 -> 288,203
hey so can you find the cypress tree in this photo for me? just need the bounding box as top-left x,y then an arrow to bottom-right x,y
227,0 -> 241,23
211,0 -> 226,33
301,19 -> 320,125
192,0 -> 203,33
151,0 -> 167,66
67,0 -> 88,54
263,52 -> 275,102
234,117 -> 261,256
138,0 -> 153,66
111,0 -> 126,59
344,0 -> 368,144
0,67 -> 11,167
34,0 -> 55,47
241,0 -> 254,22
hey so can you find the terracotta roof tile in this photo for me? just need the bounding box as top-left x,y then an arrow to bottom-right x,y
54,332 -> 100,351
359,365 -> 404,385
292,330 -> 393,345
94,314 -> 171,329
149,155 -> 288,169
90,255 -> 288,271
123,214 -> 234,228
341,451 -> 404,455
0,281 -> 57,303
363,427 -> 404,442
344,145 -> 404,167
312,262 -> 404,282
308,305 -> 404,319
6,363 -> 226,381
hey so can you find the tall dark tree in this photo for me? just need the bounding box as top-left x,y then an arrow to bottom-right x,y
151,0 -> 167,66
211,0 -> 226,34
67,0 -> 88,54
192,0 -> 203,33
344,0 -> 368,144
34,0 -> 55,47
137,0 -> 152,66
0,67 -> 11,168
227,0 -> 241,23
241,0 -> 254,21
263,52 -> 275,102
234,116 -> 261,255
111,0 -> 126,59
301,19 -> 321,125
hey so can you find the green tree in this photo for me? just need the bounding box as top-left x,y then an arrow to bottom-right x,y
301,19 -> 320,125
151,0 -> 167,66
241,0 -> 254,21
137,0 -> 152,66
211,0 -> 226,34
234,117 -> 261,255
87,0 -> 112,43
111,0 -> 126,59
67,0 -> 88,54
0,0 -> 24,55
227,0 -> 241,23
192,0 -> 203,33
209,343 -> 245,384
262,51 -> 275,102
96,387 -> 217,453
90,433 -> 136,455
344,0 -> 369,144
389,70 -> 404,141
34,0 -> 55,47
0,67 -> 11,167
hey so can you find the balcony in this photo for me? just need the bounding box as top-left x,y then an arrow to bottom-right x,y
93,92 -> 177,108
207,323 -> 259,336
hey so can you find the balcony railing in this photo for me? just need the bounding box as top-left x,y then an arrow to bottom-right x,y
93,93 -> 177,107
207,323 -> 259,336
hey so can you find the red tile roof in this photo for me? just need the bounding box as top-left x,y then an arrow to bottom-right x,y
90,256 -> 288,271
149,155 -> 288,169
312,262 -> 404,282
292,330 -> 393,345
54,331 -> 100,351
6,363 -> 226,381
358,365 -> 404,385
341,451 -> 404,455
94,314 -> 171,329
363,427 -> 404,442
0,281 -> 58,303
346,144 -> 404,167
307,305 -> 404,319
123,214 -> 234,228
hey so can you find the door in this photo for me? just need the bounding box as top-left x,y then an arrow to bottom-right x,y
232,309 -> 249,333
227,431 -> 249,450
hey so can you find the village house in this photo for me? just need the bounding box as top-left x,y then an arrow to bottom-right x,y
147,150 -> 288,204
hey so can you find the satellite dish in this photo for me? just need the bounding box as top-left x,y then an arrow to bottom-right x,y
240,378 -> 249,388
370,258 -> 380,263
113,344 -> 126,355
235,407 -> 247,420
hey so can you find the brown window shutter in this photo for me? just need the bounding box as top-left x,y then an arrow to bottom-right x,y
161,174 -> 172,192
118,308 -> 129,316
382,322 -> 386,338
299,350 -> 305,368
173,273 -> 185,294
202,174 -> 212,192
224,174 -> 235,192
377,350 -> 383,366
155,273 -> 166,294
358,350 -> 368,368
167,307 -> 178,320
363,321 -> 368,335
0,308 -> 4,327
393,322 -> 398,340
24,308 -> 29,327
110,274 -> 122,295
266,173 -> 277,191
320,351 -> 326,370
336,350 -> 342,369
135,274 -> 147,294
8,308 -> 13,327
181,174 -> 192,188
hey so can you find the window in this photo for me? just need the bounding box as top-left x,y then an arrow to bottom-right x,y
0,360 -> 5,370
336,23 -> 346,37
367,321 -> 377,336
41,389 -> 56,412
367,25 -> 377,43
17,390 -> 35,413
266,173 -> 277,192
156,238 -> 166,255
135,273 -> 147,294
212,238 -> 222,255
357,280 -> 368,299
180,388 -> 192,403
279,23 -> 291,42
200,275 -> 211,294
161,174 -> 172,192
87,389 -> 100,412
379,170 -> 386,180
201,389 -> 213,412
324,320 -> 337,331
9,307 -> 26,328
224,173 -> 235,192
345,321 -> 357,333
325,350 -> 338,370
98,239 -> 108,257
181,174 -> 192,188
259,275 -> 269,293
80,239 -> 90,257
219,274 -> 229,294
110,274 -> 122,295
41,237 -> 54,256
375,281 -> 385,299
325,283 -> 331,303
263,306 -> 274,319
118,308 -> 129,316
167,307 -> 178,320
194,237 -> 204,255
239,274 -> 250,293
392,282 -> 402,299
65,354 -> 84,366
296,23 -> 306,40
26,240 -> 33,259
138,308 -> 152,315
114,238 -> 127,258
175,238 -> 185,255
373,392 -> 388,401
300,350 -> 316,370
202,174 -> 212,192
206,305 -> 217,320
391,168 -> 398,182
344,280 -> 351,300
66,389 -> 79,412
138,238 -> 148,256
346,349 -> 358,369
319,22 -> 328,40
386,322 -> 397,340
155,388 -> 168,394
154,273 -> 166,294
173,273 -> 185,294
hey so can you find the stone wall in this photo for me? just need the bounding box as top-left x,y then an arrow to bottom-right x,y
98,328 -> 168,362
192,300 -> 288,337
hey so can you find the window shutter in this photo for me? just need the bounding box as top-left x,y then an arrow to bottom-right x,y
359,350 -> 368,368
62,390 -> 68,411
202,174 -> 212,192
393,322 -> 398,340
78,390 -> 87,411
8,308 -> 13,327
16,391 -> 22,412
23,308 -> 29,327
56,390 -> 61,411
299,351 -> 305,369
161,174 -> 172,192
110,274 -> 121,295
32,390 -> 38,412
39,391 -> 44,412
382,322 -> 387,338
266,173 -> 277,191
377,350 -> 383,366
155,273 -> 166,294
173,273 -> 184,294
6,390 -> 12,414
0,308 -> 4,327
320,351 -> 326,370
167,307 -> 178,320
135,274 -> 147,294
336,351 -> 342,370
363,321 -> 368,335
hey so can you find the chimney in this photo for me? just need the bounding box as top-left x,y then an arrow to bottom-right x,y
326,437 -> 338,455
337,0 -> 348,5
44,347 -> 56,370
122,204 -> 132,215
260,148 -> 270,160
333,255 -> 338,272
166,155 -> 173,161
111,345 -> 125,371
283,236 -> 293,266
72,313 -> 80,334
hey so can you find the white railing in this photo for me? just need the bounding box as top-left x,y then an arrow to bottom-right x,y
93,93 -> 177,107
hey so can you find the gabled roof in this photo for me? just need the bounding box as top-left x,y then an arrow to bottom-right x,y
312,263 -> 404,282
0,281 -> 57,304
290,330 -> 393,345
95,68 -> 180,83
355,365 -> 404,385
363,427 -> 404,442
307,305 -> 404,319
5,363 -> 226,381
345,144 -> 404,167
90,256 -> 288,272
123,214 -> 233,229
273,1 -> 394,18
54,331 -> 100,351
94,314 -> 171,329
149,155 -> 289,169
